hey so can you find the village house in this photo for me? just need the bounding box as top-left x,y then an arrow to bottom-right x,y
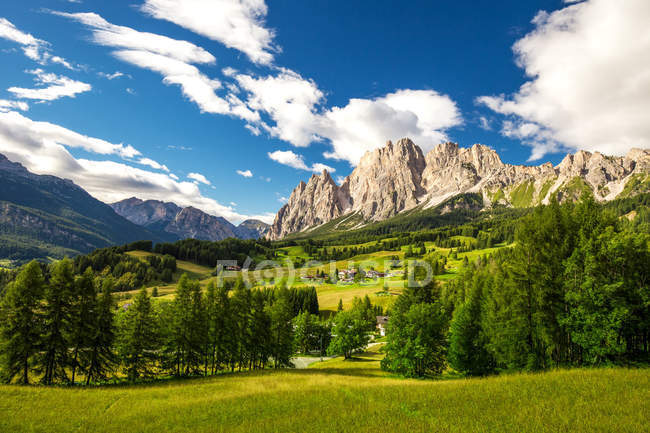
376,316 -> 389,336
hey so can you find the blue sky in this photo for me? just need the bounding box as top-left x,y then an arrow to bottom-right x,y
0,0 -> 648,223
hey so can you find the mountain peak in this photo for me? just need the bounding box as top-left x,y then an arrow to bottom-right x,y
267,140 -> 650,239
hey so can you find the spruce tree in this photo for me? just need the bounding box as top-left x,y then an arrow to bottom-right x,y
0,261 -> 44,384
448,286 -> 495,376
267,291 -> 294,368
83,276 -> 116,385
117,288 -> 158,382
40,258 -> 75,385
69,267 -> 97,384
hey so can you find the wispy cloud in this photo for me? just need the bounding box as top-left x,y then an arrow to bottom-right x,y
0,99 -> 29,112
138,157 -> 169,172
55,11 -> 258,121
268,149 -> 335,173
140,0 -> 279,65
187,172 -> 211,185
236,169 -> 253,178
0,17 -> 75,69
8,69 -> 91,102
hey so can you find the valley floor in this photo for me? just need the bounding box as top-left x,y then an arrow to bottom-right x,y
0,345 -> 647,433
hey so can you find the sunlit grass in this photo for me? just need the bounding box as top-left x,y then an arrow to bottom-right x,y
0,352 -> 646,433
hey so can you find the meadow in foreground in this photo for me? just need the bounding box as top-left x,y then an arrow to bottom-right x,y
0,345 -> 647,433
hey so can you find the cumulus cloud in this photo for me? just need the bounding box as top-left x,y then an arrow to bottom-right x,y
477,0 -> 650,160
268,149 -> 335,173
56,12 -> 258,121
236,169 -> 253,177
232,68 -> 323,147
141,0 -> 278,65
187,172 -> 211,185
0,17 -> 75,69
234,69 -> 462,166
8,69 -> 91,102
316,89 -> 461,165
0,110 -> 271,223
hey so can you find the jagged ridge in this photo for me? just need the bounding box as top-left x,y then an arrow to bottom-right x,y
268,138 -> 650,240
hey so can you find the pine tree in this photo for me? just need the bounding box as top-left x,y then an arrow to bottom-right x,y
337,298 -> 344,312
0,261 -> 44,384
40,258 -> 75,385
117,288 -> 158,382
267,292 -> 294,368
448,286 -> 495,376
83,276 -> 116,385
69,267 -> 97,384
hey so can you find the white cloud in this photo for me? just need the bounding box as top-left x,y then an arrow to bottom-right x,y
0,110 -> 138,158
236,169 -> 253,178
0,17 -> 75,69
478,116 -> 492,131
233,68 -> 323,147
0,110 -> 271,224
0,100 -> 29,112
54,12 -> 215,64
8,69 -> 91,102
141,0 -> 278,65
477,0 -> 650,159
138,157 -> 169,172
234,68 -> 461,166
277,196 -> 288,204
57,12 -> 258,122
268,149 -> 335,173
316,89 -> 461,165
169,173 -> 179,180
98,71 -> 125,80
187,172 -> 211,185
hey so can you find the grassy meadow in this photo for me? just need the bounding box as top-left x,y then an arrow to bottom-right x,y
118,234 -> 509,312
0,344 -> 647,433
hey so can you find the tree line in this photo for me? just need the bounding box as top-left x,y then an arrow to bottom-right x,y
0,259 -> 380,384
382,196 -> 650,377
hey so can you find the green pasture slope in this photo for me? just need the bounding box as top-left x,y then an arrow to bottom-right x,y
0,346 -> 647,433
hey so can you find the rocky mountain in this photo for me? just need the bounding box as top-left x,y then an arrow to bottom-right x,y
0,154 -> 167,261
111,198 -> 269,241
235,219 -> 271,239
268,138 -> 650,239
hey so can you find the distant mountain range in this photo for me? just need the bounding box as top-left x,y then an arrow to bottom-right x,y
0,154 -> 170,261
0,153 -> 270,263
110,197 -> 269,241
268,138 -> 650,239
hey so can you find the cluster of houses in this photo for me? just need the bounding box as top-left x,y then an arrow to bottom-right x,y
298,268 -> 396,284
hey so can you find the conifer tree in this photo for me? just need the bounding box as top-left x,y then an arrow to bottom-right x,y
83,276 -> 116,384
40,258 -> 75,385
267,291 -> 294,368
117,288 -> 158,382
0,261 -> 44,384
69,267 -> 97,384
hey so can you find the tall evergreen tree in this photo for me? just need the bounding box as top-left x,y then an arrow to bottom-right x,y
117,288 -> 158,382
267,291 -> 294,368
83,276 -> 116,384
40,258 -> 75,385
69,267 -> 97,384
448,285 -> 495,376
0,261 -> 44,384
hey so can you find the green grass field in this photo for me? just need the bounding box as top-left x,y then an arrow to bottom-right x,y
0,344 -> 647,433
118,239 -> 508,311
